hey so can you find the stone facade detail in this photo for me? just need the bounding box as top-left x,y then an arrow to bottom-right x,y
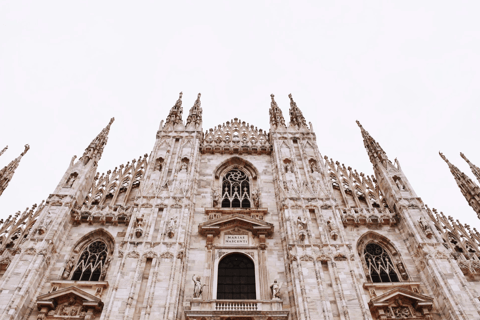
0,93 -> 479,320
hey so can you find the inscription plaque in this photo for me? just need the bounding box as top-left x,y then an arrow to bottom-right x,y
225,235 -> 248,245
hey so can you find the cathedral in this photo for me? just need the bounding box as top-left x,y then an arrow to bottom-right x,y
1,92 -> 480,320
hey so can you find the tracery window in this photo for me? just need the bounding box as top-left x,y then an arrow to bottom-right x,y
217,254 -> 256,300
71,241 -> 108,281
221,169 -> 251,208
364,243 -> 399,283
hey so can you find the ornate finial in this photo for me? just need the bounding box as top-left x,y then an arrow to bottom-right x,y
165,92 -> 184,128
186,93 -> 203,128
439,152 -> 449,164
78,118 -> 115,166
288,93 -> 307,129
0,146 -> 7,157
460,152 -> 480,184
0,144 -> 31,197
269,94 -> 286,129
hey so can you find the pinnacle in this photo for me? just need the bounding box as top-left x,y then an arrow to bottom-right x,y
0,146 -> 7,157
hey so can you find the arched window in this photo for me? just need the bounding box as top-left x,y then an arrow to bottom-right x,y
221,169 -> 251,208
364,243 -> 399,283
217,254 -> 256,300
71,241 -> 108,281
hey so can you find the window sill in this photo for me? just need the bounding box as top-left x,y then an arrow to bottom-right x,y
363,281 -> 420,289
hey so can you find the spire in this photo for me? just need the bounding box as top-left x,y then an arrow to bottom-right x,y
186,93 -> 202,128
461,152 -> 480,184
164,92 -> 183,127
0,146 -> 7,157
79,118 -> 115,166
288,94 -> 308,128
356,121 -> 390,166
269,94 -> 286,129
0,144 -> 29,197
439,152 -> 480,219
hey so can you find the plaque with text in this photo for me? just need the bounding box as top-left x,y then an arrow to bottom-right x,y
224,235 -> 248,245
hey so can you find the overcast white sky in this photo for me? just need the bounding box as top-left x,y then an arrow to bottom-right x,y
1,1 -> 479,229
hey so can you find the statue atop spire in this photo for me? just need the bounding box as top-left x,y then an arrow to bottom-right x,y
165,92 -> 184,127
186,93 -> 202,128
0,146 -> 7,157
79,118 -> 114,166
440,152 -> 480,219
356,121 -> 390,167
269,94 -> 286,129
288,94 -> 308,129
0,144 -> 29,197
461,152 -> 480,184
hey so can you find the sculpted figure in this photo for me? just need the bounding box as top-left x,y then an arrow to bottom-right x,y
212,188 -> 219,207
251,188 -> 260,208
180,162 -> 188,172
270,279 -> 282,299
62,256 -> 76,279
192,274 -> 205,298
167,217 -> 177,238
285,163 -> 292,173
297,216 -> 307,230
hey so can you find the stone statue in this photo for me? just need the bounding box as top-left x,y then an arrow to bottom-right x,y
310,161 -> 319,173
251,188 -> 260,208
270,279 -> 282,299
62,256 -> 76,279
167,217 -> 177,238
297,216 -> 307,230
285,163 -> 292,173
180,162 -> 188,172
212,188 -> 219,207
192,274 -> 205,298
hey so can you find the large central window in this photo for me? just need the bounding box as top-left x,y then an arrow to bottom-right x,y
221,169 -> 251,208
364,243 -> 399,283
217,254 -> 256,300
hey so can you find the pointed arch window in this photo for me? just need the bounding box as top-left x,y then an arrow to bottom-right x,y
364,243 -> 399,283
217,254 -> 256,299
71,240 -> 108,281
221,169 -> 251,208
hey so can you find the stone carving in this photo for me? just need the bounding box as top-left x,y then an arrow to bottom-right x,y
192,274 -> 206,298
100,257 -> 112,280
65,172 -> 78,188
251,188 -> 260,208
418,217 -> 433,239
270,279 -> 282,300
167,217 -> 177,238
62,256 -> 76,279
327,217 -> 339,241
297,216 -> 307,230
212,188 -> 220,207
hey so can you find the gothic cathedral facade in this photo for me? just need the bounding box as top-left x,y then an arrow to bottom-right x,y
1,93 -> 480,320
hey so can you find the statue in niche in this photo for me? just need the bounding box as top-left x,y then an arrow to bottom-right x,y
393,176 -> 406,191
285,162 -> 293,173
251,188 -> 260,208
192,274 -> 206,298
167,217 -> 177,238
154,158 -> 164,172
62,256 -> 76,279
212,188 -> 220,207
270,279 -> 282,299
297,216 -> 307,230
327,217 -> 339,241
180,161 -> 188,172
418,217 -> 433,239
310,161 -> 319,173
100,257 -> 112,280
65,172 -> 78,188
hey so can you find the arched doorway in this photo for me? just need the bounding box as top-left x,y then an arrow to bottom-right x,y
217,253 -> 256,300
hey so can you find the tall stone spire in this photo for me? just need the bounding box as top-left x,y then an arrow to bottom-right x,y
0,144 -> 29,197
440,152 -> 480,219
0,146 -> 7,157
164,92 -> 184,127
79,118 -> 115,166
269,94 -> 286,129
186,93 -> 202,129
461,152 -> 480,184
288,93 -> 308,129
356,121 -> 390,166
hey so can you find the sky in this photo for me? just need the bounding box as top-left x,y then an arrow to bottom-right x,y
0,1 -> 479,229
